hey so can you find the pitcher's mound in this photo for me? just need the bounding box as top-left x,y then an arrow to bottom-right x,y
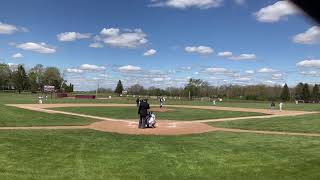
88,120 -> 216,135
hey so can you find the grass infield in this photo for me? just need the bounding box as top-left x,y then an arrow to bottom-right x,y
49,106 -> 265,121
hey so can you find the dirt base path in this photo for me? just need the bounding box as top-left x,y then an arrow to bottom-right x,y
89,121 -> 216,135
3,104 -> 319,137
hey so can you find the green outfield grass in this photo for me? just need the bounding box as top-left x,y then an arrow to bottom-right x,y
216,102 -> 320,112
0,130 -> 320,180
1,93 -> 320,112
210,114 -> 320,133
0,105 -> 99,127
49,106 -> 265,121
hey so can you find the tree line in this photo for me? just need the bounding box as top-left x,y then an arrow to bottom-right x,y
125,78 -> 320,102
0,64 -> 73,94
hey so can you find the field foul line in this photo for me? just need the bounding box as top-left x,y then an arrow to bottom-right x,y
196,112 -> 318,123
214,127 -> 320,137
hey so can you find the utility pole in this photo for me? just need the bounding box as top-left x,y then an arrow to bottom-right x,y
96,81 -> 99,98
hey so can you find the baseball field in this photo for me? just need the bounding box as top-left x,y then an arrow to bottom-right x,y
0,93 -> 320,179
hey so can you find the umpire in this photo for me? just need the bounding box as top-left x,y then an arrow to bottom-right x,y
138,99 -> 150,129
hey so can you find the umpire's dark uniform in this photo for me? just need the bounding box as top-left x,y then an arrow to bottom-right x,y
138,100 -> 150,128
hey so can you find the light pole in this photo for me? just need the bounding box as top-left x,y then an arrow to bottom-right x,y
96,80 -> 100,98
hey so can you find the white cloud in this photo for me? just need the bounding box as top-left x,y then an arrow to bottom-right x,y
185,46 -> 214,55
265,80 -> 276,84
296,59 -> 320,68
205,67 -> 228,74
293,26 -> 320,45
92,77 -> 103,81
258,68 -> 276,73
65,68 -> 84,73
20,27 -> 29,33
218,51 -> 256,61
245,70 -> 255,74
148,70 -> 167,75
152,77 -> 164,82
0,22 -> 18,34
80,64 -> 106,71
181,66 -> 192,71
168,70 -> 176,74
12,53 -> 23,59
100,28 -> 148,48
255,1 -> 298,23
100,28 -> 120,36
218,51 -> 233,57
150,0 -> 223,9
93,35 -> 103,41
16,42 -> 56,54
0,22 -> 28,34
300,70 -> 320,77
235,77 -> 251,81
230,54 -> 256,61
143,49 -> 157,56
99,74 -> 109,78
118,65 -> 142,73
272,73 -> 283,80
89,42 -> 104,48
57,32 -> 91,42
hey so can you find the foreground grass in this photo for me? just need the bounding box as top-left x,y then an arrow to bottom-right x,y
0,105 -> 98,127
50,106 -> 265,121
210,114 -> 320,133
0,130 -> 320,180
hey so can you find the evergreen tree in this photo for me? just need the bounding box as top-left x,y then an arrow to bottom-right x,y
295,82 -> 304,100
302,83 -> 311,102
62,82 -> 74,93
12,65 -> 29,94
312,84 -> 320,102
280,83 -> 290,101
115,80 -> 124,95
70,83 -> 74,92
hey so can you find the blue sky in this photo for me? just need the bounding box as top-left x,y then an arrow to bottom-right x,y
0,0 -> 320,90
